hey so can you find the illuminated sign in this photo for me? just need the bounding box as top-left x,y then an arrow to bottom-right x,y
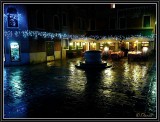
10,42 -> 20,61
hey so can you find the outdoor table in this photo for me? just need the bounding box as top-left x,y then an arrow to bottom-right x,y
111,51 -> 124,59
128,51 -> 142,61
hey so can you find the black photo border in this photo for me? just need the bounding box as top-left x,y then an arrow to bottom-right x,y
0,0 -> 159,122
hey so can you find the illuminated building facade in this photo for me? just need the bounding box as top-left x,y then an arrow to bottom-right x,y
4,4 -> 30,66
3,4 -> 156,66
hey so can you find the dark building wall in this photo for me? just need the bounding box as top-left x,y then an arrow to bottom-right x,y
4,4 -> 30,66
116,5 -> 156,30
29,39 -> 45,53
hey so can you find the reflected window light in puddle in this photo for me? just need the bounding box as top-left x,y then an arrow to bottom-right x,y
67,64 -> 86,93
104,69 -> 112,76
4,68 -> 7,91
148,76 -> 156,115
69,64 -> 76,74
10,71 -> 24,98
103,90 -> 112,97
104,69 -> 114,86
141,66 -> 148,77
67,79 -> 86,93
4,69 -> 27,118
124,63 -> 130,78
132,65 -> 141,82
130,64 -> 149,92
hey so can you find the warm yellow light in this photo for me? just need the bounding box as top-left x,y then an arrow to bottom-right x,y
76,43 -> 80,46
104,47 -> 109,52
83,43 -> 86,45
107,42 -> 111,44
69,42 -> 73,46
111,4 -> 115,8
135,40 -> 138,43
137,51 -> 142,54
142,42 -> 149,44
142,47 -> 148,52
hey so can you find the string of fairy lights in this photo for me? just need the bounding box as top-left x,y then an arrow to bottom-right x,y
4,30 -> 155,41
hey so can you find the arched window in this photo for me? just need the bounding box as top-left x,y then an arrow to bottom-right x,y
7,7 -> 18,27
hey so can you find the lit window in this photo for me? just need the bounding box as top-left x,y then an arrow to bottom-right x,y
72,42 -> 76,49
10,42 -> 20,61
142,42 -> 149,47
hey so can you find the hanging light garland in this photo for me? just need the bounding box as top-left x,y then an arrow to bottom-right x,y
4,30 -> 155,41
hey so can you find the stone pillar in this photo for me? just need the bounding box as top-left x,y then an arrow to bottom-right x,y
62,49 -> 66,59
96,43 -> 100,50
115,42 -> 119,51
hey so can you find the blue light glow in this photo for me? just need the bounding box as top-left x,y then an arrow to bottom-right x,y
4,30 -> 155,40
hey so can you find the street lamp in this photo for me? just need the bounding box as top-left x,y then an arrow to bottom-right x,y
111,3 -> 115,9
104,46 -> 109,52
103,46 -> 109,60
142,47 -> 148,53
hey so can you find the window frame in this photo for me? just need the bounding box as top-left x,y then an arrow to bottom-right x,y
10,42 -> 21,62
143,15 -> 151,28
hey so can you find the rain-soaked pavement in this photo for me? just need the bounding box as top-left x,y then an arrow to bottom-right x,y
3,56 -> 156,119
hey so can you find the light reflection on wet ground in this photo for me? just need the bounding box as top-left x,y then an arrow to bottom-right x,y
3,57 -> 156,118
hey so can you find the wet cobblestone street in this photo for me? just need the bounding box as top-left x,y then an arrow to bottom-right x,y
3,57 -> 156,118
